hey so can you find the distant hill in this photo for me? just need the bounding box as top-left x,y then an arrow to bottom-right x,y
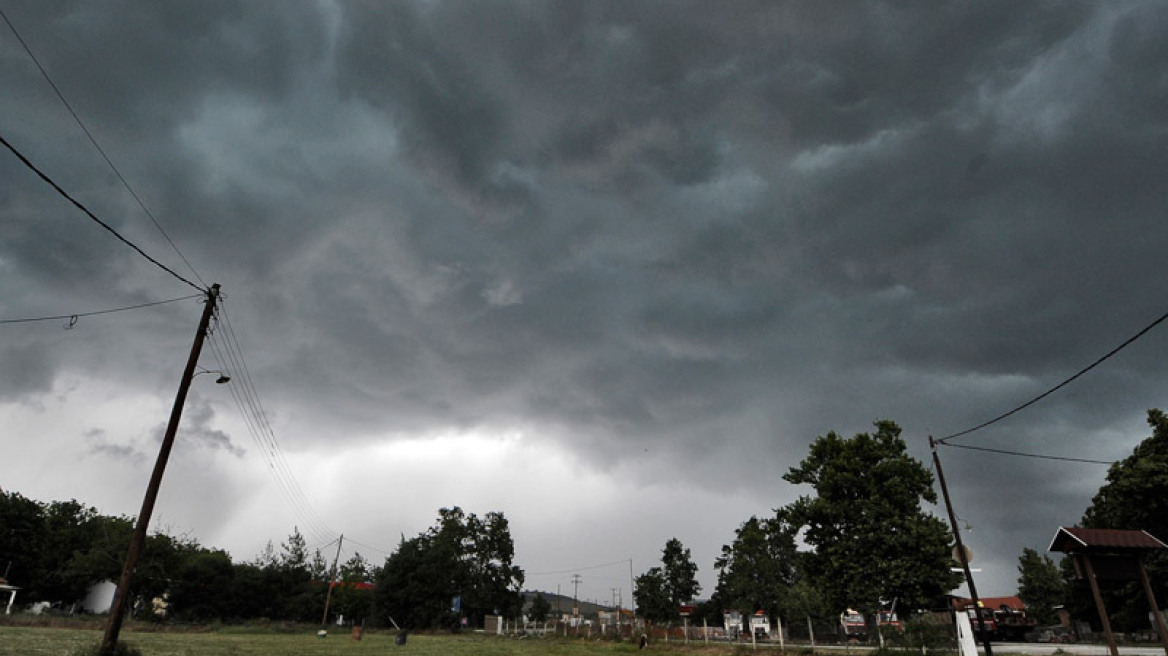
521,590 -> 617,618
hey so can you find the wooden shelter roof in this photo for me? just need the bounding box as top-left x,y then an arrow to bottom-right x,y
1048,526 -> 1167,553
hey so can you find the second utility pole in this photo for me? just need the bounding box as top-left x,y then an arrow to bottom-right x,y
930,436 -> 993,656
321,534 -> 344,627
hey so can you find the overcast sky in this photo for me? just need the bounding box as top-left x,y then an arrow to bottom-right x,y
3,1 -> 1167,608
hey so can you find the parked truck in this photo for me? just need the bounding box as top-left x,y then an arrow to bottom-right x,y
749,611 -> 771,640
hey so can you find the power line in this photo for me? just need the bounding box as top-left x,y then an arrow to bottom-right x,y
526,559 -> 632,578
208,335 -> 336,546
0,6 -> 207,289
0,132 -> 204,293
206,326 -> 336,545
204,298 -> 338,545
939,305 -> 1168,444
0,294 -> 202,326
939,442 -> 1116,466
221,302 -> 338,544
344,536 -> 392,559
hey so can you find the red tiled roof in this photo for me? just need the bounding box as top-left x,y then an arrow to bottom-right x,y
1048,526 -> 1167,553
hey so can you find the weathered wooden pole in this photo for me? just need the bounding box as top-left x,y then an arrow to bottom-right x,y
101,284 -> 220,655
1136,557 -> 1168,656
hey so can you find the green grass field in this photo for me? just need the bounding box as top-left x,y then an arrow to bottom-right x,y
0,625 -> 759,656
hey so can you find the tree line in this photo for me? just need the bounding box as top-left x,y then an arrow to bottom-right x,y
634,411 -> 1167,637
634,419 -> 959,636
3,409 -> 1165,633
0,497 -> 518,629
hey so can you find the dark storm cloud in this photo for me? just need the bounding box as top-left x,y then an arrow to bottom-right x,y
4,0 -> 1168,596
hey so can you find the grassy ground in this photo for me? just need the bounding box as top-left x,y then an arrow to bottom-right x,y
0,624 -> 777,656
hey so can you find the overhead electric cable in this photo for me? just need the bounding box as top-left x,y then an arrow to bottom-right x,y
940,442 -> 1116,466
526,559 -> 633,577
344,537 -> 392,558
218,305 -> 338,542
0,133 -> 204,293
208,347 -> 336,545
939,305 -> 1168,444
203,299 -> 339,544
0,7 -> 208,289
206,328 -> 336,545
0,294 -> 201,325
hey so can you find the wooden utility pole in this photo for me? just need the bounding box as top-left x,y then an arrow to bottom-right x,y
929,436 -> 994,656
1137,558 -> 1168,656
1078,554 -> 1120,656
101,284 -> 220,655
629,559 -> 637,629
321,534 -> 344,627
571,573 -> 582,617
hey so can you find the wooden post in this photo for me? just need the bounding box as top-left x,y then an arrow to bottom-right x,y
930,436 -> 994,656
1080,555 -> 1120,656
101,285 -> 220,655
320,535 -> 344,627
1137,558 -> 1168,656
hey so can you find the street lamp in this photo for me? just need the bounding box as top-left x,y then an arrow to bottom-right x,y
194,368 -> 231,384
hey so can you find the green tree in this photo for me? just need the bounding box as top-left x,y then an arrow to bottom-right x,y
280,527 -> 309,572
1016,547 -> 1065,625
785,577 -> 830,639
132,532 -> 201,618
377,533 -> 450,629
332,551 -> 374,624
61,514 -> 135,603
528,592 -> 551,623
309,548 -> 329,581
36,500 -> 105,603
0,491 -> 51,600
661,538 -> 701,606
374,508 -> 524,630
274,528 -> 320,622
224,562 -> 280,620
634,567 -> 674,624
783,420 -> 960,621
1084,410 -> 1168,536
463,511 -> 525,622
168,549 -> 235,621
713,514 -> 800,621
1072,408 -> 1168,630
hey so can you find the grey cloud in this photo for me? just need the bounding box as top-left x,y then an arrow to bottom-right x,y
4,0 -> 1168,599
86,428 -> 148,465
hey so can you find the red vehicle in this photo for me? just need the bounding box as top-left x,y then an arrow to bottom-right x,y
841,608 -> 900,641
842,610 -> 866,640
954,596 -> 1035,641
